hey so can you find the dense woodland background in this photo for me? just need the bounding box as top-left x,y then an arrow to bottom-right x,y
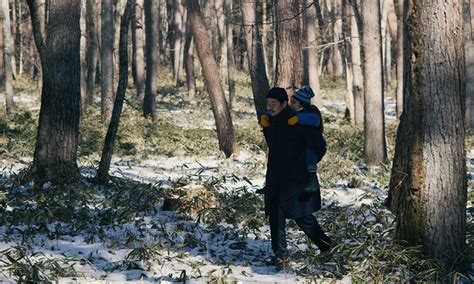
0,0 -> 472,282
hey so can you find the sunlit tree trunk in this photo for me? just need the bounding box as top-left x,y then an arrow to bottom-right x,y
388,0 -> 466,271
274,0 -> 302,90
26,0 -> 82,183
2,0 -> 14,115
183,16 -> 196,100
80,0 -> 87,105
351,4 -> 364,126
132,0 -> 145,99
306,0 -> 322,107
143,0 -> 159,120
241,0 -> 270,113
215,0 -> 226,75
101,0 -> 114,123
360,0 -> 387,165
173,0 -> 183,83
262,0 -> 270,79
330,0 -> 344,80
185,0 -> 236,158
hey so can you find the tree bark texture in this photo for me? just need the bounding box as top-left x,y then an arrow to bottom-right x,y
241,0 -> 270,114
351,4 -> 364,126
101,0 -> 114,123
172,0 -> 183,82
27,0 -> 82,183
2,0 -> 15,115
85,0 -> 99,106
225,0 -> 235,108
395,0 -> 403,118
464,0 -> 474,128
274,0 -> 303,89
184,16 -> 196,100
185,0 -> 236,158
143,0 -> 159,120
132,0 -> 145,99
361,0 -> 387,165
97,0 -> 134,182
388,0 -> 467,270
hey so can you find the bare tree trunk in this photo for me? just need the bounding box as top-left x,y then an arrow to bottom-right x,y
274,0 -> 302,91
85,0 -> 99,105
185,0 -> 236,158
464,0 -> 474,128
143,0 -> 159,120
262,0 -> 270,79
394,0 -> 403,118
80,0 -> 87,105
159,0 -> 166,63
330,0 -> 344,80
26,0 -> 82,183
351,4 -> 364,126
360,0 -> 387,165
172,0 -> 183,83
241,0 -> 270,113
98,0 -> 134,182
216,0 -> 226,78
2,0 -> 14,115
306,0 -> 322,107
14,0 -> 22,75
184,16 -> 196,100
132,0 -> 145,99
343,1 -> 354,123
225,0 -> 235,108
388,0 -> 466,270
101,0 -> 114,123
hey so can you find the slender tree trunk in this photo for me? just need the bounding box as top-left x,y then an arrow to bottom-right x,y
330,0 -> 344,80
185,0 -> 236,158
225,0 -> 235,108
395,0 -> 403,118
143,0 -> 159,120
34,0 -> 45,92
2,0 -> 14,115
101,0 -> 114,123
80,0 -> 87,105
464,0 -> 474,128
85,0 -> 99,105
262,0 -> 270,79
274,0 -> 302,91
173,0 -> 183,82
132,0 -> 145,99
97,0 -> 134,182
306,0 -> 322,107
26,0 -> 82,183
360,0 -> 387,165
159,0 -> 166,63
351,4 -> 364,126
241,0 -> 270,113
14,0 -> 22,75
388,0 -> 466,271
184,16 -> 196,100
216,0 -> 226,77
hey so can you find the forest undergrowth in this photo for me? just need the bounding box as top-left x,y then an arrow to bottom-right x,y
0,73 -> 472,282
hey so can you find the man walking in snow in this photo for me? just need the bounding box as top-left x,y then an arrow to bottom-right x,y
259,87 -> 332,266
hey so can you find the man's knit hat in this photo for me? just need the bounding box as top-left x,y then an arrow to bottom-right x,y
266,87 -> 288,103
293,86 -> 315,105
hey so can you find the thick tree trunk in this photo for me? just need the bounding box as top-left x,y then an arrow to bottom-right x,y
185,0 -> 236,158
241,0 -> 270,114
2,0 -> 14,116
132,0 -> 145,99
101,0 -> 114,123
26,0 -> 82,183
85,0 -> 99,106
351,5 -> 364,126
360,0 -> 387,165
274,0 -> 302,89
143,0 -> 159,120
184,17 -> 196,100
306,0 -> 322,107
464,0 -> 474,128
388,0 -> 466,270
97,0 -> 134,182
225,0 -> 235,108
395,0 -> 403,118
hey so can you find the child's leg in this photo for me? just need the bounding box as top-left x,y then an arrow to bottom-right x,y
304,149 -> 320,192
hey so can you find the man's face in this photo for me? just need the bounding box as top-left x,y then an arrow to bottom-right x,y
266,98 -> 287,116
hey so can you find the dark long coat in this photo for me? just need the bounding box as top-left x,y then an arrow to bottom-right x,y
262,106 -> 326,219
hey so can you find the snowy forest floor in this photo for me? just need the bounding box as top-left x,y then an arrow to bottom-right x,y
0,73 -> 473,283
